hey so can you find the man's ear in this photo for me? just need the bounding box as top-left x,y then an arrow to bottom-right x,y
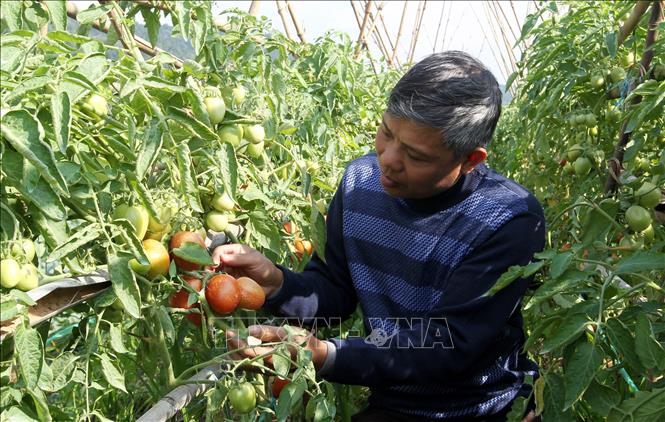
461,148 -> 487,174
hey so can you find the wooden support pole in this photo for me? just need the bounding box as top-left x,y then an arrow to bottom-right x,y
65,1 -> 183,68
370,0 -> 399,66
441,1 -> 452,50
350,1 -> 379,75
407,1 -> 425,64
286,1 -> 306,42
470,4 -> 507,81
493,0 -> 522,55
487,1 -> 517,72
276,0 -> 295,40
482,2 -> 513,78
354,0 -> 373,57
433,1 -> 446,53
364,2 -> 391,66
391,1 -> 408,66
618,1 -> 651,46
248,0 -> 261,16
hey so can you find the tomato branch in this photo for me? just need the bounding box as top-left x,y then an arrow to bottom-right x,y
604,1 -> 663,195
617,1 -> 651,47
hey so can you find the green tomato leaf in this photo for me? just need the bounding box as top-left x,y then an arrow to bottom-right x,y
483,265 -> 523,297
615,251 -> 665,274
51,90 -> 71,154
108,254 -> 141,319
109,324 -> 129,355
15,324 -> 44,390
175,143 -> 203,213
135,118 -> 163,181
563,341 -> 603,409
100,353 -> 127,393
171,243 -> 214,266
607,387 -> 665,422
75,4 -> 112,25
47,223 -> 101,261
635,313 -> 665,371
216,142 -> 238,199
1,110 -> 69,197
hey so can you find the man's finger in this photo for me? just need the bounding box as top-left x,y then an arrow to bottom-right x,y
211,244 -> 247,265
249,325 -> 289,342
521,411 -> 537,422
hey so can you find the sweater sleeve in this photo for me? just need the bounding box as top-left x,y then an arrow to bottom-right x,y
322,205 -> 546,387
263,185 -> 358,321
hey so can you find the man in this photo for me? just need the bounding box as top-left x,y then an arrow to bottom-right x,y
213,51 -> 544,421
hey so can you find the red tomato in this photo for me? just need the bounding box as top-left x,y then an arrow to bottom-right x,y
271,377 -> 290,398
205,274 -> 240,314
169,276 -> 203,326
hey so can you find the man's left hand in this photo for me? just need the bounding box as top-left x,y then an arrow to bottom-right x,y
226,325 -> 329,372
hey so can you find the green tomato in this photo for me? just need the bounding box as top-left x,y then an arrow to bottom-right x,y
204,97 -> 226,125
574,114 -> 587,126
16,264 -> 39,291
228,382 -> 256,414
610,67 -> 626,83
11,239 -> 36,262
621,52 -> 635,67
148,205 -> 174,233
246,141 -> 264,158
625,205 -> 652,232
589,126 -> 599,136
567,144 -> 584,161
113,204 -> 150,240
573,157 -> 592,176
211,192 -> 234,212
605,106 -> 621,123
244,124 -> 265,144
635,182 -> 661,209
232,86 -> 246,105
86,94 -> 108,116
634,156 -> 650,172
1,258 -> 22,288
638,224 -> 655,243
654,63 -> 665,81
206,211 -> 229,232
584,114 -> 596,127
218,124 -> 243,147
619,234 -> 643,251
590,74 -> 605,88
563,162 -> 575,175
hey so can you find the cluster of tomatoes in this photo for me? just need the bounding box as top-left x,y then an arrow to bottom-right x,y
282,220 -> 314,259
620,182 -> 661,250
0,239 -> 38,291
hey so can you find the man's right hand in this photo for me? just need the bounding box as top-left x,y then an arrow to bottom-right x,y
211,244 -> 284,297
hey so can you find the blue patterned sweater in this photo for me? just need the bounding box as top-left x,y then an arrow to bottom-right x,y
265,154 -> 545,419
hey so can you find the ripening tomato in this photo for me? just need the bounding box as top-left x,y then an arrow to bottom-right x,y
169,231 -> 206,271
142,239 -> 170,279
236,276 -> 265,310
246,141 -> 264,158
294,239 -> 313,257
271,377 -> 290,398
282,220 -> 296,235
11,239 -> 36,262
0,258 -> 22,288
170,276 -> 203,326
205,274 -> 240,314
86,94 -> 108,116
206,211 -> 229,232
231,86 -> 246,105
113,204 -> 150,240
218,124 -> 243,147
205,97 -> 226,125
228,382 -> 256,414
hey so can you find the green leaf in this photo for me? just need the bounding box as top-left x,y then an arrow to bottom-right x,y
563,341 -> 603,409
47,31 -> 91,44
543,373 -> 573,420
583,380 -> 621,417
27,203 -> 68,249
483,265 -> 523,297
171,243 -> 214,266
109,324 -> 129,354
47,223 -> 101,261
272,344 -> 292,378
276,377 -> 307,422
108,254 -> 141,319
1,110 -> 69,196
15,324 -> 44,390
606,318 -> 644,372
154,306 -> 176,346
615,252 -> 665,274
550,252 -> 573,279
604,31 -> 617,59
216,143 -> 238,199
141,8 -> 160,47
0,299 -> 18,322
581,200 -> 618,246
39,353 -> 78,392
541,312 -> 590,353
1,1 -> 23,31
2,407 -> 39,422
247,211 -> 281,257
60,53 -> 109,102
44,1 -> 66,31
10,290 -> 37,306
135,119 -> 163,180
75,4 -> 112,25
505,71 -> 520,91
0,202 -> 19,240
505,396 -> 529,422
607,387 -> 665,422
26,387 -> 51,422
167,107 -> 217,141
51,90 -> 71,154
635,314 -> 665,371
175,143 -> 203,213
100,353 -> 127,393
4,76 -> 50,104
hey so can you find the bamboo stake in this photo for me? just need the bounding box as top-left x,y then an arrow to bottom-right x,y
349,1 -> 380,75
248,0 -> 261,16
275,0 -> 295,40
509,0 -> 529,51
493,0 -> 522,55
407,1 -> 425,64
482,2 -> 513,78
441,1 -> 452,50
365,2 -> 391,66
469,4 -> 507,81
487,1 -> 517,72
286,1 -> 306,42
605,1 -> 663,195
391,1 -> 408,66
354,0 -> 373,57
371,0 -> 399,66
433,1 -> 446,53
65,1 -> 183,68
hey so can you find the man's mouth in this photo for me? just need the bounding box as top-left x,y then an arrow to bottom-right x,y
380,173 -> 399,188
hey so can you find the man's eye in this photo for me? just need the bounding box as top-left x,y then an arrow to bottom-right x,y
409,155 -> 427,162
381,128 -> 392,138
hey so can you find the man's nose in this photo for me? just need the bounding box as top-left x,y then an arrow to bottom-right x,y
381,144 -> 404,173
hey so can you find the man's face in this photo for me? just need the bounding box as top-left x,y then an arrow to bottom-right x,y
375,113 -> 470,199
